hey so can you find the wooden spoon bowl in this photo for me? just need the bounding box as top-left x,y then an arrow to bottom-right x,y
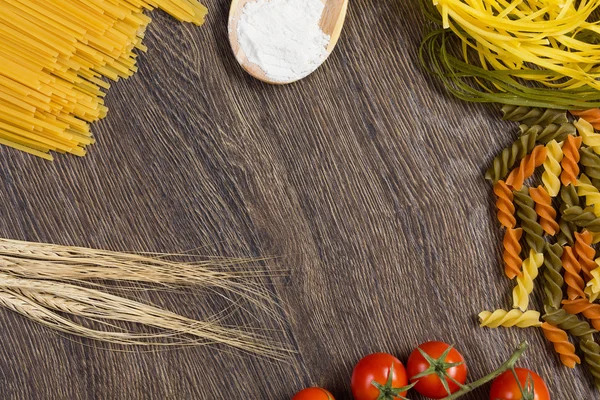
228,0 -> 349,84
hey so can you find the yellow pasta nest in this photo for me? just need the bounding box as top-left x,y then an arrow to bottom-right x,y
433,0 -> 600,90
0,0 -> 207,160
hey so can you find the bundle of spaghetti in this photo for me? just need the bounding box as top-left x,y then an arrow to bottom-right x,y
0,0 -> 207,160
432,0 -> 600,90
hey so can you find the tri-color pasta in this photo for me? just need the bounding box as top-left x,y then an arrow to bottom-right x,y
529,186 -> 558,236
563,246 -> 586,301
540,322 -> 581,368
512,250 -> 544,311
560,136 -> 583,187
577,175 -> 600,218
542,140 -> 564,197
506,145 -> 547,190
587,267 -> 600,302
478,309 -> 542,328
482,109 -> 600,389
572,109 -> 600,131
577,118 -> 600,155
574,231 -> 596,282
0,0 -> 207,160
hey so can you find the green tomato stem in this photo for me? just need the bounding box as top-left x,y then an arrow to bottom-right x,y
440,341 -> 529,400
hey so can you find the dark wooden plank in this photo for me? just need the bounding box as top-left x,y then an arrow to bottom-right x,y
0,0 -> 593,398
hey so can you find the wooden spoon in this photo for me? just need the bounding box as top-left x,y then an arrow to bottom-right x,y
228,0 -> 349,84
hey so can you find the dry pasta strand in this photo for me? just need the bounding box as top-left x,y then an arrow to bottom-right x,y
0,0 -> 207,160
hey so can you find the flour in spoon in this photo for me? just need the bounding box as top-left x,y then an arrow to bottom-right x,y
236,0 -> 331,82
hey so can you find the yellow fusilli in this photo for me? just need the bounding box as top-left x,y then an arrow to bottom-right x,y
586,262 -> 600,302
576,118 -> 600,155
513,250 -> 544,311
577,174 -> 600,218
542,140 -> 564,197
479,309 -> 542,328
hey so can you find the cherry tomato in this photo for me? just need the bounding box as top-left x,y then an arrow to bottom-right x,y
489,368 -> 550,400
351,353 -> 410,400
406,341 -> 468,399
292,387 -> 334,400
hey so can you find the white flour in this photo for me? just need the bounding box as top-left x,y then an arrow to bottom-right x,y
236,0 -> 331,83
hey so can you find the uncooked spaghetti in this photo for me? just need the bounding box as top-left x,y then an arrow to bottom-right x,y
0,0 -> 207,160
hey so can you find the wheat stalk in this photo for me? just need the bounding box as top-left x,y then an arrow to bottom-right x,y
0,239 -> 291,359
0,239 -> 283,321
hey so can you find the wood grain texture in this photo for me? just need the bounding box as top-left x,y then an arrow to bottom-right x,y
0,0 -> 594,398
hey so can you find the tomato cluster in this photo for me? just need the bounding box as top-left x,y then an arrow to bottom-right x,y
292,341 -> 549,400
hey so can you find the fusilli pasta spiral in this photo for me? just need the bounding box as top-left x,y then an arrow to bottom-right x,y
577,174 -> 600,217
543,243 -> 565,310
558,185 -> 580,245
580,147 -> 600,189
514,188 -> 546,254
540,124 -> 576,144
580,339 -> 600,390
563,206 -> 600,233
529,186 -> 559,236
586,264 -> 600,302
479,309 -> 542,328
576,118 -> 600,155
562,299 -> 600,330
513,250 -> 544,311
563,246 -> 586,300
485,131 -> 537,182
503,228 -> 523,280
543,306 -> 597,339
540,322 -> 581,368
493,180 -> 516,229
561,135 -> 583,186
542,140 -> 564,197
502,106 -> 568,127
574,231 -> 596,282
506,145 -> 547,190
571,109 -> 600,130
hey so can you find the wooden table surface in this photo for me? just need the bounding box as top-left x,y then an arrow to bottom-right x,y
0,0 -> 593,398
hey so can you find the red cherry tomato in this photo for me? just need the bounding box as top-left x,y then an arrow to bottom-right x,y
292,387 -> 334,400
351,353 -> 410,400
406,341 -> 468,399
489,368 -> 550,400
